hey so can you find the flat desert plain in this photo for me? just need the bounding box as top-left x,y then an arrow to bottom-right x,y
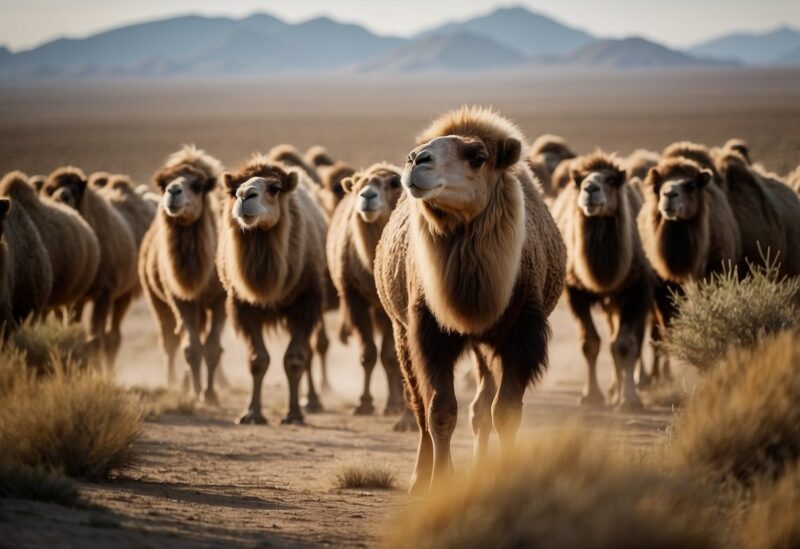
1,68 -> 798,547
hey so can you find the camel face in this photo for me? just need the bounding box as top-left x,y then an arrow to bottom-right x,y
575,170 -> 623,217
229,172 -> 298,231
657,175 -> 708,221
43,171 -> 86,210
159,173 -> 205,223
350,169 -> 402,224
404,135 -> 519,223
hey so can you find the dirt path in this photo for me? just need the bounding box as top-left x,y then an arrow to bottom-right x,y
1,299 -> 686,548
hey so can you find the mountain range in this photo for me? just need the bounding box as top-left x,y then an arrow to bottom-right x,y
0,6 -> 797,78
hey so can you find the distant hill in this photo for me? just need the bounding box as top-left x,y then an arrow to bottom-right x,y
417,5 -> 594,57
562,37 -> 728,68
360,32 -> 527,72
690,26 -> 800,65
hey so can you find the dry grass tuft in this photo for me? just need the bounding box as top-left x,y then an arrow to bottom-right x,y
334,462 -> 397,490
128,386 -> 197,419
387,428 -> 720,549
739,463 -> 800,549
671,331 -> 800,485
0,461 -> 81,506
0,347 -> 141,480
7,317 -> 90,374
641,378 -> 690,409
663,257 -> 800,371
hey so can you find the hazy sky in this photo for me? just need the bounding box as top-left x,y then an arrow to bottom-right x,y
2,1 -> 799,51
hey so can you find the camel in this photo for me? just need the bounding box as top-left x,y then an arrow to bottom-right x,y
0,172 -> 99,315
712,149 -> 800,277
326,162 -> 405,416
551,152 -> 653,409
0,194 -> 52,333
139,146 -> 227,402
625,149 -> 660,182
41,167 -> 138,370
526,134 -> 575,197
267,144 -> 321,184
374,107 -> 566,492
722,138 -> 751,164
217,155 -> 327,425
315,161 -> 356,220
305,145 -> 335,169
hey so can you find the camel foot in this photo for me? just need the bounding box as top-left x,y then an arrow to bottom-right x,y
304,397 -> 324,414
352,399 -> 375,416
203,389 -> 220,407
579,390 -> 605,407
617,396 -> 644,412
280,413 -> 305,425
383,400 -> 406,416
407,473 -> 430,496
393,410 -> 418,432
237,410 -> 268,425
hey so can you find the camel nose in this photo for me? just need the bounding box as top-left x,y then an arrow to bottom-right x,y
585,183 -> 600,194
167,185 -> 182,196
360,187 -> 378,200
414,150 -> 433,166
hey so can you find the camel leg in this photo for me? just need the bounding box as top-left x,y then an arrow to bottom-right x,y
173,299 -> 204,397
611,279 -> 650,411
379,312 -> 405,415
410,302 -> 465,490
345,286 -> 377,415
567,287 -> 603,406
303,324 -> 325,414
393,322 -> 432,493
281,292 -> 319,425
234,300 -> 269,425
653,280 -> 678,382
89,292 -> 112,374
106,291 -> 134,372
144,290 -> 180,386
470,345 -> 496,467
202,296 -> 226,406
312,322 -> 331,392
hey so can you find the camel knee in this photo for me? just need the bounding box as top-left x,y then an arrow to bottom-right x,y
249,352 -> 269,378
361,341 -> 378,371
204,341 -> 223,368
284,345 -> 310,377
315,327 -> 329,356
581,334 -> 601,362
611,334 -> 637,366
183,342 -> 202,368
470,398 -> 492,436
429,395 -> 458,440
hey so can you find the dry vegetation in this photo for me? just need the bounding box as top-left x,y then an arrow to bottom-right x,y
7,317 -> 90,374
738,463 -> 800,549
387,428 -> 719,549
663,257 -> 800,371
128,386 -> 197,420
334,462 -> 397,490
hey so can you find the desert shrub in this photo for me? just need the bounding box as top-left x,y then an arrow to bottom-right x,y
0,349 -> 141,479
671,331 -> 800,485
334,462 -> 397,490
739,463 -> 800,549
7,317 -> 90,374
663,257 -> 799,371
387,428 -> 720,549
0,461 -> 80,506
128,386 -> 197,419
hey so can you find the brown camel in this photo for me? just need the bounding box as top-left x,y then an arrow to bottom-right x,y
327,162 -> 405,416
0,196 -> 52,333
42,167 -> 138,370
0,172 -> 99,314
712,149 -> 800,276
217,155 -> 327,425
267,144 -> 322,184
526,134 -> 576,197
139,146 -> 227,402
551,152 -> 653,409
315,161 -> 356,220
305,145 -> 335,169
375,107 -> 566,492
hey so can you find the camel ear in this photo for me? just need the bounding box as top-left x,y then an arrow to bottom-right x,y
497,138 -> 522,170
285,171 -> 300,192
646,167 -> 661,192
221,173 -> 237,194
569,167 -> 583,187
698,170 -> 712,188
614,169 -> 628,187
341,176 -> 355,194
0,198 -> 10,222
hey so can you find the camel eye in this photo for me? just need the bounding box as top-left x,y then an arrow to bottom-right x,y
685,182 -> 696,192
469,153 -> 487,169
267,184 -> 281,196
390,177 -> 401,189
190,181 -> 204,193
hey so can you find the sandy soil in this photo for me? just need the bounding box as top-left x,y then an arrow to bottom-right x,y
1,298 -> 686,548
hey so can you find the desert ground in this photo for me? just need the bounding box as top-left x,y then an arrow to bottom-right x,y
1,68 -> 798,547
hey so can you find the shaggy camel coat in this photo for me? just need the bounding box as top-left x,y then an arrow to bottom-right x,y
551,153 -> 653,409
0,172 -> 99,311
526,134 -> 575,197
267,144 -> 321,184
0,197 -> 52,331
217,157 -> 327,425
326,162 -> 405,416
375,107 -> 566,493
139,146 -> 227,401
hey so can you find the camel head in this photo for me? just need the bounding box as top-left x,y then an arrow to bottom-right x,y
223,160 -> 299,231
43,167 -> 88,210
646,159 -> 711,222
570,152 -> 626,218
529,135 -> 575,178
343,163 -> 402,224
88,171 -> 113,191
403,107 -> 524,229
154,164 -> 214,223
318,162 -> 355,217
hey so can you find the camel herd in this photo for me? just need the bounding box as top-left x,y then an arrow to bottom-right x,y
2,106 -> 800,492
